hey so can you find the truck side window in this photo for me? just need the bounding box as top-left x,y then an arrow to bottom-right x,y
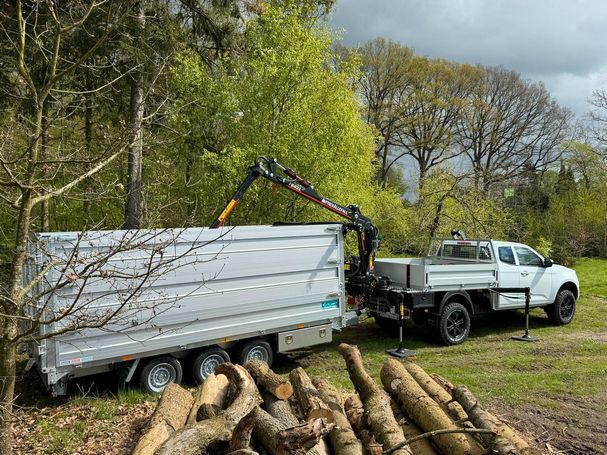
498,247 -> 515,264
514,246 -> 543,266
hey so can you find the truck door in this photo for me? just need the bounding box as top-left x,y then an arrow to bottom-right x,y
496,246 -> 523,309
513,246 -> 552,305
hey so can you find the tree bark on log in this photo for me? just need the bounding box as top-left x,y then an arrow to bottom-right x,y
390,398 -> 438,455
453,385 -> 536,455
404,362 -> 468,422
230,409 -> 257,452
343,394 -> 382,455
312,377 -> 364,455
245,360 -> 294,400
259,393 -> 329,455
337,343 -> 411,455
289,367 -> 334,423
251,406 -> 333,455
263,391 -> 300,426
156,363 -> 262,455
380,358 -> 484,455
132,383 -> 194,455
187,373 -> 230,424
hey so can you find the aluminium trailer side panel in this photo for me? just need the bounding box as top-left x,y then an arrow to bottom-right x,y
28,224 -> 345,386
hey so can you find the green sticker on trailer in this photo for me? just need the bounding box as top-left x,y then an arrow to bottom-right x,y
321,299 -> 339,309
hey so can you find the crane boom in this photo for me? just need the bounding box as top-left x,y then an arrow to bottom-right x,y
209,157 -> 380,296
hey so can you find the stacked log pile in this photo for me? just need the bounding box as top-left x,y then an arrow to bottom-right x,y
132,344 -> 538,455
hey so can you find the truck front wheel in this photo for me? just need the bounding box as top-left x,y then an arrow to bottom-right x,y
437,302 -> 470,346
546,289 -> 576,325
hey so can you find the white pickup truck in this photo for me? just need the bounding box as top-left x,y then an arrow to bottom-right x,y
367,238 -> 580,345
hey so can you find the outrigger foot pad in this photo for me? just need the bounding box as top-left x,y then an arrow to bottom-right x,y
511,333 -> 539,342
386,346 -> 416,358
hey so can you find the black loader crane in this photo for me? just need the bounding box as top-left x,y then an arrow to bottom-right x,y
209,157 -> 381,300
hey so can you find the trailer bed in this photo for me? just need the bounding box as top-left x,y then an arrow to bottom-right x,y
26,224 -> 345,389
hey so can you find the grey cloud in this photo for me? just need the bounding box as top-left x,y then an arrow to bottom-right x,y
328,0 -> 607,116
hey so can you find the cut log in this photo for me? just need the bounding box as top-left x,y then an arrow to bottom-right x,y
227,450 -> 260,455
187,373 -> 230,424
289,367 -> 334,423
252,406 -> 334,455
230,409 -> 257,452
404,362 -> 468,422
156,363 -> 262,455
337,343 -> 411,455
131,383 -> 193,455
380,358 -> 484,455
390,398 -> 438,455
277,418 -> 335,455
245,360 -> 293,400
262,391 -> 299,427
256,395 -> 328,455
312,377 -> 364,455
343,394 -> 382,455
453,385 -> 536,455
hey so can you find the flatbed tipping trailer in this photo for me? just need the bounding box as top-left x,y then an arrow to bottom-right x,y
25,224 -> 356,395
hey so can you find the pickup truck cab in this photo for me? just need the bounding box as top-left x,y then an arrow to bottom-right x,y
368,238 -> 579,345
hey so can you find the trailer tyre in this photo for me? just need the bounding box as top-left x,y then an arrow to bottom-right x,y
140,356 -> 183,394
437,302 -> 470,346
192,347 -> 230,383
546,289 -> 576,325
237,339 -> 273,367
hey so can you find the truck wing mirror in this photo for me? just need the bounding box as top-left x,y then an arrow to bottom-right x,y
543,258 -> 553,268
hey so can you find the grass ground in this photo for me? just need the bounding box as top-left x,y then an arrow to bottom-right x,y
13,258 -> 607,454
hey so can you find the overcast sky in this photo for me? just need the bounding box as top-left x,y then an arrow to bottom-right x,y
328,0 -> 607,118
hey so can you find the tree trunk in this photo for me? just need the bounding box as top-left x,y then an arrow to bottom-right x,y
245,360 -> 293,400
380,358 -> 483,455
453,385 -> 534,455
337,344 -> 411,455
390,398 -> 438,455
156,364 -> 261,455
39,101 -> 50,232
252,407 -> 333,455
187,373 -> 229,425
83,92 -> 94,226
289,367 -> 333,423
0,339 -> 16,455
131,383 -> 194,455
124,0 -> 145,229
312,377 -> 364,455
262,392 -> 299,427
343,394 -> 382,455
403,362 -> 468,421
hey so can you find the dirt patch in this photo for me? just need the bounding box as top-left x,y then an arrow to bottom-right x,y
13,401 -> 155,455
492,392 -> 607,455
572,331 -> 607,343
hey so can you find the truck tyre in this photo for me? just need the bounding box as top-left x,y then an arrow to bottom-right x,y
437,302 -> 470,346
546,289 -> 576,325
139,356 -> 183,394
192,347 -> 230,383
237,339 -> 273,367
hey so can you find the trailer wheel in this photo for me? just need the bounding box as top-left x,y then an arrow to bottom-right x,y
437,302 -> 470,346
237,339 -> 273,367
139,356 -> 183,394
192,347 -> 230,383
546,289 -> 576,325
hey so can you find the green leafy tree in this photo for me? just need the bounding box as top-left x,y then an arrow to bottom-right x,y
167,3 -> 407,249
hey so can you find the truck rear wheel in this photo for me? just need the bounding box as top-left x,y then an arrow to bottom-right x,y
139,356 -> 183,394
546,289 -> 576,325
192,347 -> 230,383
437,302 -> 470,346
237,339 -> 273,367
